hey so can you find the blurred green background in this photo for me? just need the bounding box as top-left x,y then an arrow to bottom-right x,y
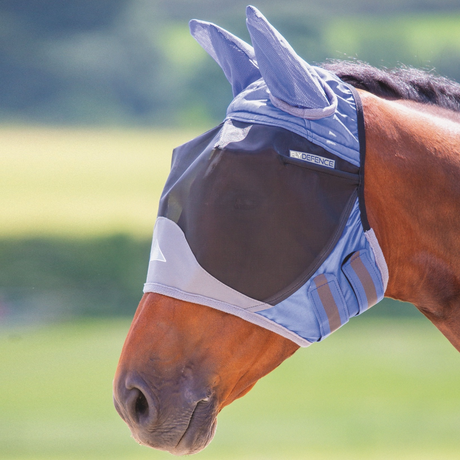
1,1 -> 460,459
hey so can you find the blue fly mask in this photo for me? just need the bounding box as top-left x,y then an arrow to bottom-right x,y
144,6 -> 388,347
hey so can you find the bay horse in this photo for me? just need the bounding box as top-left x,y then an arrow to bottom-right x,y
114,7 -> 460,456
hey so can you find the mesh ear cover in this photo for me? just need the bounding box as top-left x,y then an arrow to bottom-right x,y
159,121 -> 359,304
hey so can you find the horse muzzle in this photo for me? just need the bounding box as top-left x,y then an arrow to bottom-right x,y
113,372 -> 218,455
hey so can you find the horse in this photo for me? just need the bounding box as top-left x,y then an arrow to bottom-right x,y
113,6 -> 460,456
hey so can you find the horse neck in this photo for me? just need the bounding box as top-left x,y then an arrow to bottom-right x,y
360,90 -> 460,350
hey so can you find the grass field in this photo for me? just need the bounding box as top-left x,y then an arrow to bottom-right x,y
0,126 -> 202,238
1,315 -> 460,460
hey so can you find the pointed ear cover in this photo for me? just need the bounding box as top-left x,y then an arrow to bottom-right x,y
246,6 -> 337,119
190,19 -> 261,97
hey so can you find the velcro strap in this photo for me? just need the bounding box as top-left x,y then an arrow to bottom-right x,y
342,250 -> 384,313
309,274 -> 349,339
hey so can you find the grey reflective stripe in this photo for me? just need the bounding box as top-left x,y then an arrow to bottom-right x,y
313,274 -> 342,332
349,251 -> 378,306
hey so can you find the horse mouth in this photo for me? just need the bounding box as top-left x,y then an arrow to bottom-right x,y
132,398 -> 218,456
172,400 -> 218,455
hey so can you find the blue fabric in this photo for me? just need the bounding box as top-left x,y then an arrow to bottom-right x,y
226,70 -> 361,166
189,19 -> 261,97
245,6 -> 330,110
190,6 -> 360,164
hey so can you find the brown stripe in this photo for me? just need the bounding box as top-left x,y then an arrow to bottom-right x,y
314,274 -> 342,332
350,252 -> 378,307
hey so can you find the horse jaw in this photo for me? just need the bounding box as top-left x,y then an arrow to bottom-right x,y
113,292 -> 299,455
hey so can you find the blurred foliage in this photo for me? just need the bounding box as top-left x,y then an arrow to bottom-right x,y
1,0 -> 460,126
0,235 -> 150,320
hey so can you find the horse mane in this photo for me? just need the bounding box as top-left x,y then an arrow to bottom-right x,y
322,60 -> 460,113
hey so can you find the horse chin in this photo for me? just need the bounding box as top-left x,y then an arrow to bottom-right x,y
132,400 -> 218,456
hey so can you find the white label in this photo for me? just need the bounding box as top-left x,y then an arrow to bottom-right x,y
289,150 -> 335,169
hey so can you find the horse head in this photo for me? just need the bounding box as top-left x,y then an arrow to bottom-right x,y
113,6 -> 388,455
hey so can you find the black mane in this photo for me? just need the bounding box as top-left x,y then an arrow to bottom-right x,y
322,60 -> 460,113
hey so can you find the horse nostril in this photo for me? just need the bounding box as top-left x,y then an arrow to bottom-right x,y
135,390 -> 149,418
114,375 -> 156,427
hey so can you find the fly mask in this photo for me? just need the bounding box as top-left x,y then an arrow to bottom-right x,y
143,6 -> 388,347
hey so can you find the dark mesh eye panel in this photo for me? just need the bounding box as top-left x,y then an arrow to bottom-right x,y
158,121 -> 359,304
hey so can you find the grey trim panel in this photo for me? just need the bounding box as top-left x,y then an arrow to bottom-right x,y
364,229 -> 389,292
